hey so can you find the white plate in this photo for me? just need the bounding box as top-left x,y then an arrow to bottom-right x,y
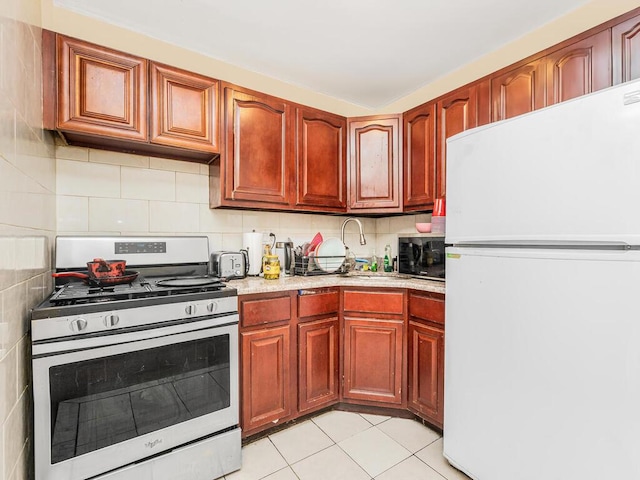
313,237 -> 346,273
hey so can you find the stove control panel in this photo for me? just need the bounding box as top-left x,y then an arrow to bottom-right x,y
32,295 -> 238,342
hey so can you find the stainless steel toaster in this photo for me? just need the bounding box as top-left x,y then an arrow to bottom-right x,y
210,251 -> 249,279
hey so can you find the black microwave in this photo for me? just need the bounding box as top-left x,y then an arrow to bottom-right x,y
398,235 -> 446,280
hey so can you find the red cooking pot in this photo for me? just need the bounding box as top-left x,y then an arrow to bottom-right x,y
86,258 -> 127,278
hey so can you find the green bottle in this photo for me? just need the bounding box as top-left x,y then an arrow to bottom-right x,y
371,251 -> 378,272
384,244 -> 392,272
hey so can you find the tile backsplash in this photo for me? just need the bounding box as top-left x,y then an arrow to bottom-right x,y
55,146 -> 431,259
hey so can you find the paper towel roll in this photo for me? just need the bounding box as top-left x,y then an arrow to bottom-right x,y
243,232 -> 264,276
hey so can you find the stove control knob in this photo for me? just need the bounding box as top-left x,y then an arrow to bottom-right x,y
185,304 -> 197,316
104,314 -> 120,327
207,301 -> 218,313
69,318 -> 88,333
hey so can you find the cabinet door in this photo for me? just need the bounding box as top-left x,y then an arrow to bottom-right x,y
56,35 -> 148,141
150,62 -> 219,153
298,317 -> 339,412
348,115 -> 402,213
295,107 -> 347,211
546,30 -> 612,105
492,59 -> 546,121
403,102 -> 436,211
222,88 -> 292,207
343,317 -> 403,405
408,321 -> 444,427
241,325 -> 292,433
436,87 -> 478,199
613,14 -> 640,84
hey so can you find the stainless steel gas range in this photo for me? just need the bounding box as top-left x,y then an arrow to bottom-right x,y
31,236 -> 241,480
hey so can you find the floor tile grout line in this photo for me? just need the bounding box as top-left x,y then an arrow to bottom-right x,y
333,424 -> 413,478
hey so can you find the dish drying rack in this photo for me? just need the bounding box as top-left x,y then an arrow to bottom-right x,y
293,253 -> 348,276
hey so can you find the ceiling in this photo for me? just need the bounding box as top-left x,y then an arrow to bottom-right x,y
53,0 -> 591,109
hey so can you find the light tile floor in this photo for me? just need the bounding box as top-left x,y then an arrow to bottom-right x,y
224,411 -> 471,480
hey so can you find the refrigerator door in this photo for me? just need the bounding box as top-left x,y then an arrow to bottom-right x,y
444,246 -> 640,480
445,79 -> 640,246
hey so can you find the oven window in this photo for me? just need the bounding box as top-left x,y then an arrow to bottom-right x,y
48,334 -> 231,464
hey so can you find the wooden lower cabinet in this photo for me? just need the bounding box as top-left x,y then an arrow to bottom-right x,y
239,292 -> 295,437
239,287 -> 448,439
298,317 -> 340,412
408,291 -> 445,427
408,321 -> 444,427
240,325 -> 293,434
343,317 -> 404,405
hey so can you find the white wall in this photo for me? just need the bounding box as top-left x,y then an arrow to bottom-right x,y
0,0 -> 57,479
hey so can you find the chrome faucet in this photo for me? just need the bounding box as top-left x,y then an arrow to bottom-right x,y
341,217 -> 367,246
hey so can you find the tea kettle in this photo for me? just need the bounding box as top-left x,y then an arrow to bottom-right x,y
276,238 -> 295,275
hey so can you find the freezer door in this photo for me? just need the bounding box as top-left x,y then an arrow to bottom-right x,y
445,79 -> 640,245
444,246 -> 640,480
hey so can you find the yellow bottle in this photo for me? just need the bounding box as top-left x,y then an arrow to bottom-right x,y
262,245 -> 281,280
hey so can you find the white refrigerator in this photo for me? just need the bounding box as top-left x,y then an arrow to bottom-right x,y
444,78 -> 640,480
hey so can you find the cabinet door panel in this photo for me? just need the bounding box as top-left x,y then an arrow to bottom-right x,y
241,326 -> 292,432
403,103 -> 436,210
613,14 -> 640,84
298,318 -> 339,412
150,62 -> 219,152
296,108 -> 346,211
224,88 -> 291,206
546,30 -> 612,105
348,116 -> 402,212
436,87 -> 477,199
343,318 -> 403,404
408,321 -> 444,426
57,35 -> 147,141
492,60 -> 546,121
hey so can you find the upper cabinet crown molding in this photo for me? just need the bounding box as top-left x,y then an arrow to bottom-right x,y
43,31 -> 220,164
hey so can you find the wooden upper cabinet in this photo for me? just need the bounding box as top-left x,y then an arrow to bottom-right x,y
348,115 -> 402,213
54,34 -> 148,141
436,87 -> 478,199
222,87 -> 293,208
150,62 -> 219,152
613,14 -> 640,84
403,102 -> 436,211
492,59 -> 546,121
295,107 -> 347,211
44,32 -> 220,162
546,30 -> 612,106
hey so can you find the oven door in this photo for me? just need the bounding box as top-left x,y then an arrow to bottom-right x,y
32,317 -> 239,480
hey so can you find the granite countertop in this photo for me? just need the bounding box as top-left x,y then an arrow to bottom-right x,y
227,271 -> 445,295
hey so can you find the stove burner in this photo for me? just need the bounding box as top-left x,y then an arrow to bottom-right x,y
155,276 -> 222,288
